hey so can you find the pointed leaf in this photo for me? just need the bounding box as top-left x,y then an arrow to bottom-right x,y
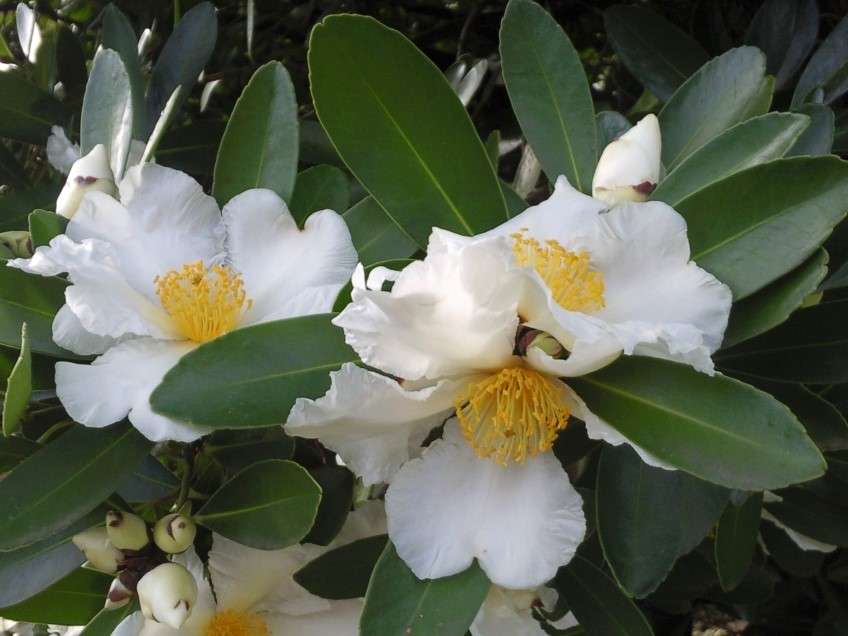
0,567 -> 112,624
295,534 -> 388,599
0,73 -> 71,144
500,0 -> 597,192
29,209 -> 68,249
764,487 -> 848,546
212,61 -> 298,206
310,15 -> 507,247
2,323 -> 31,436
715,492 -> 763,591
342,197 -> 418,266
102,4 -> 146,137
289,165 -> 349,226
745,0 -> 818,90
302,465 -> 354,546
792,12 -> 848,108
195,459 -> 320,550
569,357 -> 825,490
206,427 -> 294,474
787,104 -> 834,157
117,455 -> 181,502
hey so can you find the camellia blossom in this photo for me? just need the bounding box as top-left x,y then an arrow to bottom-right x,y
592,114 -> 662,206
9,162 -> 357,442
287,175 -> 731,589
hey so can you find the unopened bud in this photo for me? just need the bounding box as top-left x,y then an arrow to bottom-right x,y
55,144 -> 117,219
71,527 -> 123,573
527,332 -> 564,358
153,514 -> 197,554
592,114 -> 661,207
105,576 -> 132,610
106,510 -> 149,551
0,231 -> 33,258
137,562 -> 198,629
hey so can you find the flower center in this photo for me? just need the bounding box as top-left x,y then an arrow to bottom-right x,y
204,609 -> 270,636
454,367 -> 570,465
511,230 -> 605,313
154,261 -> 253,343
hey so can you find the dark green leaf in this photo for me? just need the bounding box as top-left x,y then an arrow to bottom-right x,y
117,455 -> 180,502
299,120 -> 345,169
500,0 -> 597,192
195,459 -> 321,550
29,209 -> 69,249
792,12 -> 848,108
604,5 -> 710,103
596,111 -> 631,153
310,15 -> 507,247
302,465 -> 353,546
212,61 -> 298,206
715,492 -> 763,591
151,314 -> 357,428
2,323 -> 31,436
55,27 -> 87,92
0,434 -> 40,472
155,120 -> 225,176
760,519 -> 827,577
787,104 -> 834,157
0,183 -> 62,232
745,0 -> 818,90
342,197 -> 418,267
0,30 -> 12,59
0,567 -> 112,624
764,487 -> 848,546
79,600 -> 138,636
360,542 -> 490,636
0,73 -> 72,145
289,165 -> 349,226
705,563 -> 774,605
102,4 -> 146,137
295,534 -> 388,599
0,142 -> 31,190
206,427 -> 295,474
569,357 -> 825,490
597,445 -> 728,598
0,422 -> 152,551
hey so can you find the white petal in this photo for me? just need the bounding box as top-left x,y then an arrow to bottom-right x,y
52,304 -> 123,356
222,191 -> 357,324
471,587 -> 548,636
287,364 -> 463,486
334,245 -> 521,380
264,599 -> 363,636
112,612 -> 146,636
46,126 -> 81,175
332,500 -> 388,545
55,338 -> 210,442
386,422 -> 586,589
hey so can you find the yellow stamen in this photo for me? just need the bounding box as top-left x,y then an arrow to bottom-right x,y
511,230 -> 605,313
204,608 -> 270,636
154,261 -> 253,343
454,367 -> 570,465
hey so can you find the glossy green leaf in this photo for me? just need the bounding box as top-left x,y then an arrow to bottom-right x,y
0,73 -> 72,144
155,120 -> 225,176
195,459 -> 320,550
555,555 -> 654,636
676,156 -> 848,300
653,112 -> 809,207
2,323 -> 31,436
596,111 -> 631,152
500,0 -> 597,192
787,104 -> 834,157
360,542 -> 490,636
299,120 -> 345,168
213,61 -> 298,206
0,183 -> 61,232
151,314 -> 357,428
569,357 -> 825,490
0,434 -> 40,472
659,47 -> 768,170
79,600 -> 138,636
0,567 -> 112,624
0,142 -> 30,190
302,465 -> 353,545
206,427 -> 295,474
764,487 -> 848,546
717,300 -> 848,384
342,197 -> 418,266
0,30 -> 11,59
765,383 -> 848,452
295,534 -> 388,599
0,422 -> 152,551
604,5 -> 710,102
102,4 -> 146,137
792,12 -> 848,108
715,492 -> 763,591
310,14 -> 507,247
29,208 -> 69,249
117,455 -> 181,502
597,445 -> 728,598
145,1 -> 217,138
745,0 -> 818,90
289,165 -> 349,226
721,248 -> 827,348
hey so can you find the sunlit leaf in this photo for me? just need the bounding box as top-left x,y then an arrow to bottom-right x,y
2,323 -> 31,436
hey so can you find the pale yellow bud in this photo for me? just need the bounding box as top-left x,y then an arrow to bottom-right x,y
55,144 -> 117,219
71,527 -> 123,573
0,231 -> 33,258
527,332 -> 564,358
137,562 -> 198,629
106,510 -> 149,551
592,114 -> 662,207
153,513 -> 197,554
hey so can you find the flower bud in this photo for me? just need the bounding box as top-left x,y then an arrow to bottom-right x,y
527,332 -> 564,358
0,231 -> 33,258
106,510 -> 149,551
592,114 -> 661,207
153,513 -> 197,554
55,144 -> 117,219
137,562 -> 198,629
71,527 -> 123,573
104,575 -> 132,610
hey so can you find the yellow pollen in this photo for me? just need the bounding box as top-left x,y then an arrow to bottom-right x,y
204,608 -> 270,636
511,230 -> 605,313
454,367 -> 570,465
154,260 -> 253,343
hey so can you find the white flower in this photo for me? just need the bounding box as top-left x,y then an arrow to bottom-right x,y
9,162 -> 357,442
592,114 -> 662,206
114,501 -> 386,636
46,126 -> 81,175
55,144 -> 118,219
287,176 -> 731,589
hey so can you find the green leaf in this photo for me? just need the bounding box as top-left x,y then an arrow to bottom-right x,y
289,165 -> 349,226
102,4 -> 146,137
717,300 -> 848,384
715,492 -> 763,591
295,534 -> 388,599
29,208 -> 69,249
676,156 -> 848,300
195,459 -> 321,550
0,73 -> 72,145
604,5 -> 710,103
0,422 -> 152,551
302,465 -> 353,545
117,455 -> 181,502
721,248 -> 828,348
299,120 -> 345,169
155,120 -> 225,176
55,27 -> 86,93
206,427 -> 295,474
759,519 -> 826,577
764,486 -> 848,546
360,542 -> 490,636
791,12 -> 848,108
597,445 -> 728,598
653,112 -> 810,207
659,47 -> 768,170
0,434 -> 40,472
310,15 -> 507,247
555,555 -> 654,636
0,30 -> 12,59
151,314 -> 357,428
342,197 -> 418,266
597,111 -> 631,152
2,323 -> 31,436
0,567 -> 112,624
145,1 -> 217,138
212,61 -> 298,206
500,0 -> 597,192
140,87 -> 181,163
0,142 -> 31,190
569,357 -> 825,490
787,104 -> 834,157
79,600 -> 138,636
745,0 -> 818,90
0,183 -> 62,232
80,49 -> 133,179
